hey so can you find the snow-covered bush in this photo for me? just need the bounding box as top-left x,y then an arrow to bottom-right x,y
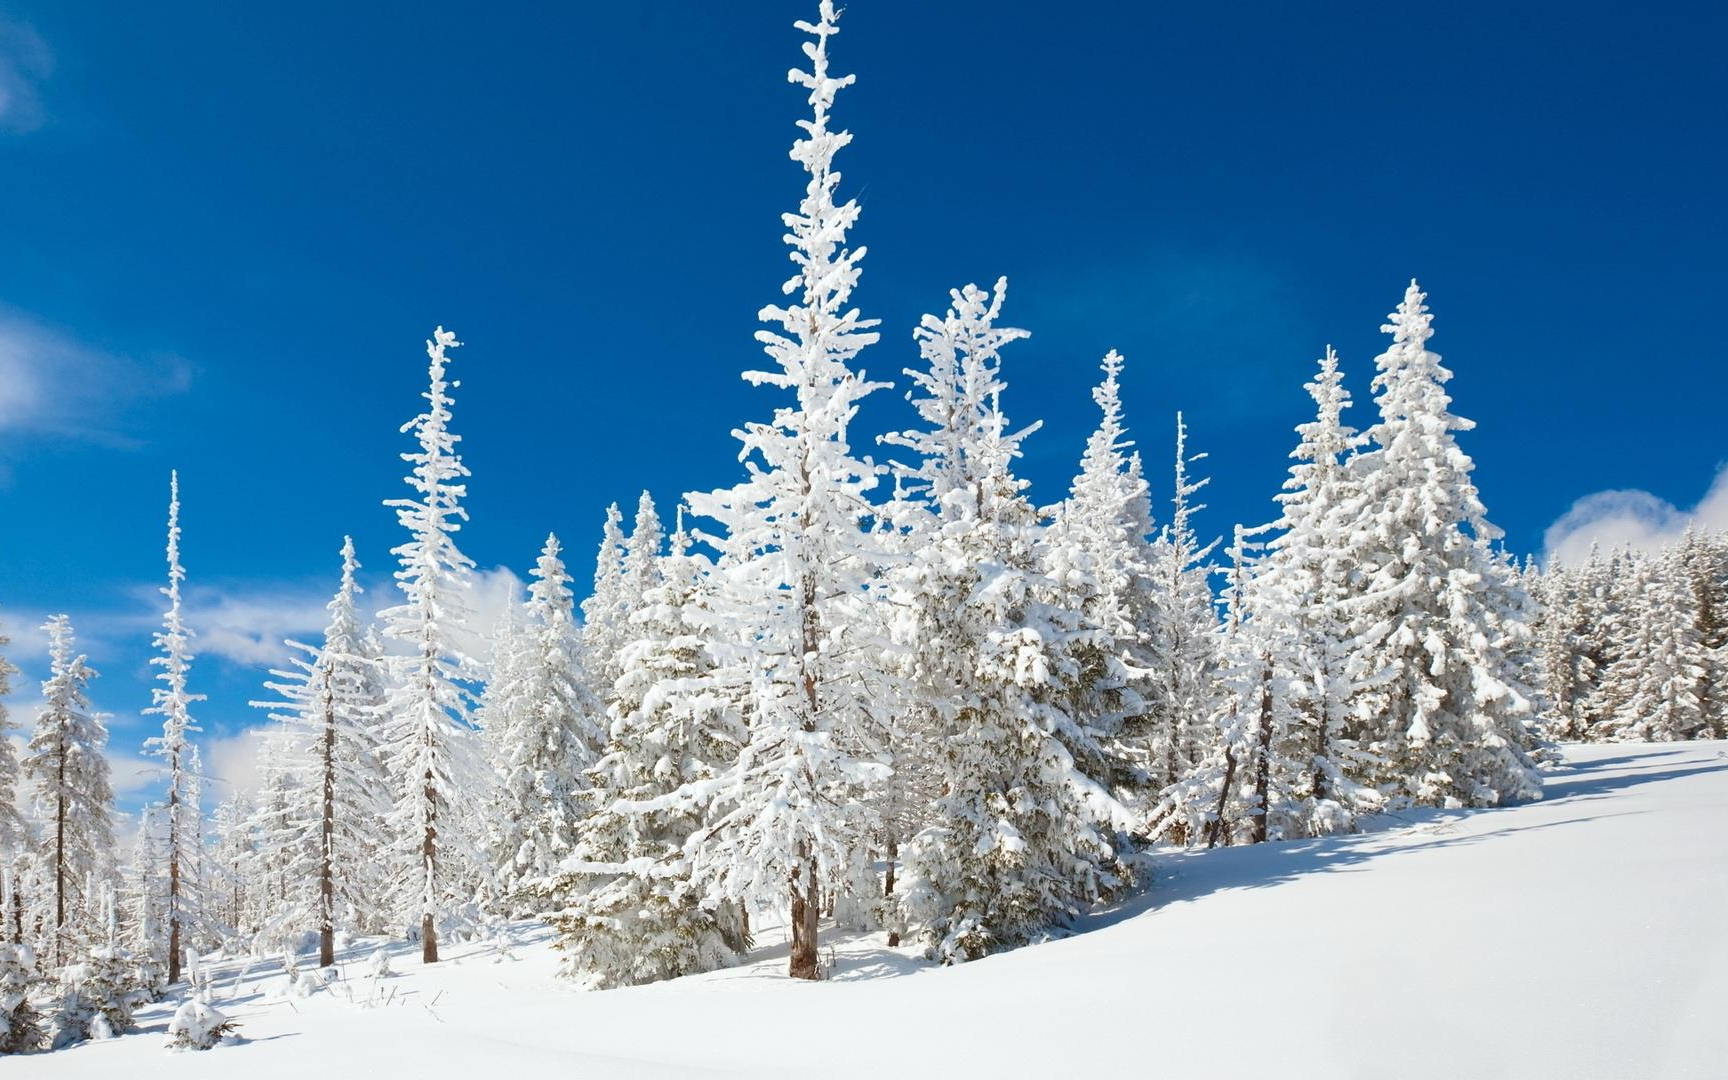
0,943 -> 44,1055
49,946 -> 137,1047
165,999 -> 238,1051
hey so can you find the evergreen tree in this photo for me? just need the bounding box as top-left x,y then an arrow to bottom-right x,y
485,534 -> 604,908
141,471 -> 205,983
887,279 -> 1129,962
379,327 -> 488,964
0,611 -> 23,924
251,538 -> 390,965
1043,351 -> 1160,806
1607,547 -> 1708,741
1145,414 -> 1221,796
581,504 -> 630,703
542,511 -> 749,988
23,615 -> 116,967
681,0 -> 895,980
1344,283 -> 1541,806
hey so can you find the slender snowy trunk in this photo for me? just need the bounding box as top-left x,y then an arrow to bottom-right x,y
884,835 -> 899,948
1251,655 -> 1274,845
1206,742 -> 1237,850
320,665 -> 337,968
168,747 -> 182,984
54,744 -> 66,966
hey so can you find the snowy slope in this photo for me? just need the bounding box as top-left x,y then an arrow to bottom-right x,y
28,741 -> 1728,1079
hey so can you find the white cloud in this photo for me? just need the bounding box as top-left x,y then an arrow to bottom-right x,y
0,306 -> 194,446
184,585 -> 333,668
0,20 -> 50,135
200,728 -> 268,806
1544,464 -> 1728,566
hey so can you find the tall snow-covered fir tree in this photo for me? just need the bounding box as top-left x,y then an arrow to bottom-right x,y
0,608 -> 22,929
141,471 -> 205,984
1603,547 -> 1708,742
483,533 -> 604,908
581,503 -> 631,704
23,615 -> 116,966
1344,282 -> 1541,807
541,510 -> 749,988
251,537 -> 390,965
680,0 -> 896,980
1145,414 -> 1222,796
1258,345 -> 1381,831
379,326 -> 489,964
1043,351 -> 1160,806
885,279 -> 1130,962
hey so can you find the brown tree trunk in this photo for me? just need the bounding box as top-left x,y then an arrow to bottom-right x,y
1205,744 -> 1237,849
789,856 -> 819,980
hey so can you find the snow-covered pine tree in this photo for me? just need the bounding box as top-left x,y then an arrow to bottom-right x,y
581,504 -> 630,704
1344,282 -> 1541,806
541,510 -> 748,988
1042,351 -> 1160,807
624,492 -> 665,601
886,278 -> 1130,962
23,615 -> 116,967
1679,527 -> 1728,739
1258,345 -> 1381,831
484,534 -> 603,908
207,795 -> 254,942
0,939 -> 42,1053
380,327 -> 489,964
1144,414 -> 1222,796
251,538 -> 391,965
121,808 -> 167,1000
0,609 -> 24,937
680,0 -> 895,980
1606,546 -> 1708,741
141,471 -> 205,984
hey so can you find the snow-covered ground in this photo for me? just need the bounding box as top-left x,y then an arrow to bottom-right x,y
29,741 -> 1728,1078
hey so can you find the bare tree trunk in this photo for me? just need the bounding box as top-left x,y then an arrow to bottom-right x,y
884,836 -> 900,947
55,747 -> 66,967
789,855 -> 819,980
422,766 -> 438,964
1251,657 -> 1275,845
320,668 -> 337,969
1205,744 -> 1237,850
168,747 -> 182,985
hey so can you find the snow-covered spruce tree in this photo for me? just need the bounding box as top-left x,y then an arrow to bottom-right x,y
581,503 -> 631,704
541,511 -> 749,988
1257,345 -> 1382,832
121,808 -> 167,1000
23,615 -> 116,967
885,278 -> 1130,962
1344,282 -> 1541,806
483,533 -> 604,909
680,1 -> 895,981
1042,350 -> 1160,807
245,718 -> 307,935
251,538 -> 391,965
624,491 -> 665,601
207,795 -> 255,941
1144,414 -> 1222,797
1606,546 -> 1708,742
1679,527 -> 1728,739
49,894 -> 137,1047
380,327 -> 489,964
0,611 -> 26,942
1530,557 -> 1598,742
0,939 -> 42,1054
141,471 -> 206,984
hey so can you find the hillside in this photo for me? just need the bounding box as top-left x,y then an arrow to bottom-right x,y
28,741 -> 1728,1079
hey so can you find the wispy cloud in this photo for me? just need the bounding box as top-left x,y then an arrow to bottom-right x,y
0,306 -> 195,449
1544,463 -> 1728,566
0,19 -> 50,135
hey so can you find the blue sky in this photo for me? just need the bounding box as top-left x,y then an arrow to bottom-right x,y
1,1 -> 1724,814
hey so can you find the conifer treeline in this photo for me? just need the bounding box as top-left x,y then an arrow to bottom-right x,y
3,0 -> 1723,1055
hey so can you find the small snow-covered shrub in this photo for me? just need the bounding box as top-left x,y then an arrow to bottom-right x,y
50,946 -> 137,1047
0,943 -> 44,1054
165,999 -> 238,1051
